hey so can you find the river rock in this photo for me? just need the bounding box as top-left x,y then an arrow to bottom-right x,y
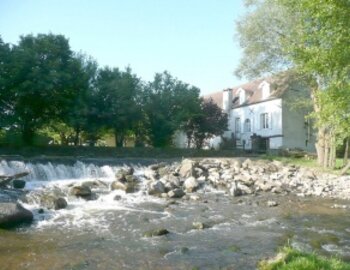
192,221 -> 210,230
242,159 -> 252,169
0,202 -> 33,228
54,197 -> 68,210
267,200 -> 279,207
115,167 -> 134,182
39,194 -> 67,210
70,185 -> 92,199
143,228 -> 169,237
110,181 -> 136,193
12,179 -> 26,189
167,188 -> 185,199
184,177 -> 199,193
179,159 -> 197,178
148,181 -> 165,195
229,182 -> 242,197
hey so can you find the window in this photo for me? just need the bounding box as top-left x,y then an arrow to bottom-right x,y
244,119 -> 251,132
235,117 -> 241,133
260,113 -> 269,129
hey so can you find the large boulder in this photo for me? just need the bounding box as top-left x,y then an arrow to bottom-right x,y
184,177 -> 199,193
110,181 -> 136,193
148,181 -> 165,195
179,159 -> 197,178
167,188 -> 185,199
70,185 -> 93,199
12,179 -> 26,189
0,202 -> 33,228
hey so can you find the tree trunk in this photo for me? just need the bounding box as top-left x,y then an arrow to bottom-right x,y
340,161 -> 350,175
74,128 -> 81,146
115,130 -> 125,148
311,86 -> 327,166
323,133 -> 329,168
344,138 -> 349,167
329,132 -> 337,169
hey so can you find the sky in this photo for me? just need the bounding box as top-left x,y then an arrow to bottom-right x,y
0,0 -> 246,95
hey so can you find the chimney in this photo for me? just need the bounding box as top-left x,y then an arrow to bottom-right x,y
223,88 -> 232,113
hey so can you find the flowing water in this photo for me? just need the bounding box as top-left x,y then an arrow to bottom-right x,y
0,159 -> 350,270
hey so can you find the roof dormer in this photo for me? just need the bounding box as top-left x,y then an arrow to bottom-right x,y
259,81 -> 270,100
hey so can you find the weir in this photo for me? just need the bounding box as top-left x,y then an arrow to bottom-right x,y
0,160 -> 124,181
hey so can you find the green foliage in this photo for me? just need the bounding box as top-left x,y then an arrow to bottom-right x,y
237,0 -> 350,167
142,71 -> 201,147
4,33 -> 79,145
94,66 -> 142,147
183,98 -> 228,149
259,247 -> 350,270
0,34 -> 206,148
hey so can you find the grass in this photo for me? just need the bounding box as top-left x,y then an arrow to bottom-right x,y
261,154 -> 350,175
259,247 -> 350,270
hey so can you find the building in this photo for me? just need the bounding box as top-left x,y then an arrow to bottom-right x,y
201,74 -> 316,152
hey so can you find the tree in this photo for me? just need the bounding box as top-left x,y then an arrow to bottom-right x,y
6,33 -> 79,145
64,53 -> 98,145
0,36 -> 12,130
183,99 -> 228,149
236,0 -> 350,168
94,66 -> 142,147
142,71 -> 201,147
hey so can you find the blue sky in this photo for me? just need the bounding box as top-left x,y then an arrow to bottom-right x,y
0,0 -> 246,94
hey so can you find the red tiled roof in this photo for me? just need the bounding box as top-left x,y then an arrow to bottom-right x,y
203,91 -> 223,108
203,74 -> 290,109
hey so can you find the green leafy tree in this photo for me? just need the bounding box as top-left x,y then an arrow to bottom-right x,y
6,33 -> 79,145
183,98 -> 228,149
94,66 -> 142,147
142,71 -> 201,147
64,53 -> 98,145
0,36 -> 12,129
236,0 -> 350,168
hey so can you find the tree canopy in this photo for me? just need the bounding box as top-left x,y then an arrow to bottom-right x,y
236,0 -> 350,167
0,34 -> 215,149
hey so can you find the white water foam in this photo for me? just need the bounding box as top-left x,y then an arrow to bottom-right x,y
0,160 -> 173,231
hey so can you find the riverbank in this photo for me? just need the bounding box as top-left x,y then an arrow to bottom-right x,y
259,247 -> 350,270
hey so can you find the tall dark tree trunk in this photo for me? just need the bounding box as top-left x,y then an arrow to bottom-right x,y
115,130 -> 125,148
74,127 -> 81,146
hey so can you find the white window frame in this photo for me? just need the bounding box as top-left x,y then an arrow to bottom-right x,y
244,118 -> 251,133
260,113 -> 269,129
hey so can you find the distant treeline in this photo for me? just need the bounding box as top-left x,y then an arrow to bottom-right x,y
0,34 -> 227,148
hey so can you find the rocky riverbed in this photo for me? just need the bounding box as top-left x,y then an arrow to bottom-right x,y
1,158 -> 350,269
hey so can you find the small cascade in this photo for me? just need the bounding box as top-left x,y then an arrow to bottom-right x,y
0,160 -> 119,181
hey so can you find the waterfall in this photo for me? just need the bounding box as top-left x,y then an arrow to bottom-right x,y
0,160 -> 119,181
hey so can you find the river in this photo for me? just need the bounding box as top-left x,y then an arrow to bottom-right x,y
0,159 -> 349,270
